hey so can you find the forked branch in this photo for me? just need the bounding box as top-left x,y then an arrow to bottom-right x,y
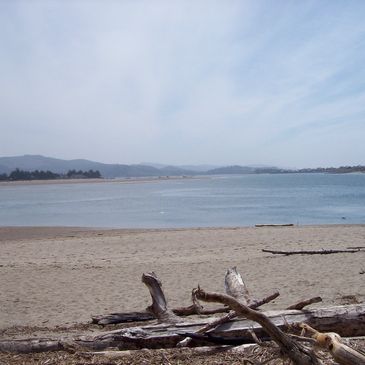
194,287 -> 323,365
177,267 -> 279,347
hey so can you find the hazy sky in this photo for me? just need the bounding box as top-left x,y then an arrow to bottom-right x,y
1,1 -> 364,168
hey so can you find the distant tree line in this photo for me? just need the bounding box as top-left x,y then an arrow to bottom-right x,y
206,165 -> 365,175
293,165 -> 365,174
0,168 -> 102,181
253,165 -> 365,174
65,169 -> 102,179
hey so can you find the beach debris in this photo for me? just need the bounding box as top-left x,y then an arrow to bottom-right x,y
262,248 -> 363,255
1,268 -> 364,365
142,271 -> 182,324
92,306 -> 230,325
92,272 -> 230,325
193,286 -> 323,365
1,303 -> 364,354
300,323 -> 365,365
286,297 -> 323,310
92,276 -> 320,327
177,267 -> 279,348
92,311 -> 155,324
255,223 -> 294,227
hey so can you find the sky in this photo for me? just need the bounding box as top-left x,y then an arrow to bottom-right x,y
1,1 -> 365,168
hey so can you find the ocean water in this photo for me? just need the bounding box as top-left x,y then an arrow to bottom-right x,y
0,173 -> 365,228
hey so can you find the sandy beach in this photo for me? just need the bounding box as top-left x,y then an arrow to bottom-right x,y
1,224 -> 364,331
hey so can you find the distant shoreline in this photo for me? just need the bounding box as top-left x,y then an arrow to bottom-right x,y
1,223 -> 365,241
0,175 -> 203,187
2,171 -> 365,187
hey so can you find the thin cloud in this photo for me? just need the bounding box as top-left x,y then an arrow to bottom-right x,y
0,1 -> 364,167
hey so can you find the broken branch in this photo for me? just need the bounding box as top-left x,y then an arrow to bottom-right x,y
286,297 -> 322,310
262,248 -> 361,255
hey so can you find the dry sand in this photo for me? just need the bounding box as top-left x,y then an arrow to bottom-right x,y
0,225 -> 364,330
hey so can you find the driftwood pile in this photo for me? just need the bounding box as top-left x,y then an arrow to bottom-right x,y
1,267 -> 364,365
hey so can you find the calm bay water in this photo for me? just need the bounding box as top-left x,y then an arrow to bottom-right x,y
0,173 -> 365,228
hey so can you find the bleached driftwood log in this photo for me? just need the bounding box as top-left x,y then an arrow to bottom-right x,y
92,302 -> 229,325
0,339 -> 64,353
141,272 -> 182,323
1,304 -> 364,354
224,266 -> 255,306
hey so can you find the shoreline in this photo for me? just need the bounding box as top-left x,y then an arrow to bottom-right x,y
1,223 -> 365,241
2,220 -> 364,231
0,175 -> 205,187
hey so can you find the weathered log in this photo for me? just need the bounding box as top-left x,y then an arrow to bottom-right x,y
301,323 -> 365,365
92,306 -> 230,325
139,271 -> 229,325
262,248 -> 362,255
92,311 -> 155,324
224,266 -> 254,305
255,223 -> 294,227
173,304 -> 229,316
0,338 -> 64,353
194,287 -> 322,365
1,304 -> 364,354
141,272 -> 182,323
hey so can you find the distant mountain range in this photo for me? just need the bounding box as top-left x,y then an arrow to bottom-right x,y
0,155 -> 193,178
141,162 -> 220,172
0,155 -> 364,178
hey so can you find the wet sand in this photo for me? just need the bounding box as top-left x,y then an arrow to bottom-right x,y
0,225 -> 364,329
